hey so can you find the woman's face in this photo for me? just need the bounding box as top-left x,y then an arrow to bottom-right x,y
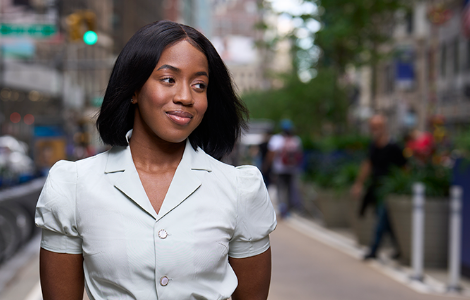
133,40 -> 209,144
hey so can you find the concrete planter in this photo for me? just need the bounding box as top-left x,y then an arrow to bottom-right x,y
387,195 -> 449,268
316,189 -> 351,228
299,182 -> 319,218
350,200 -> 376,246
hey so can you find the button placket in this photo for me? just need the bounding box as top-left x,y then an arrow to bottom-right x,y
154,223 -> 172,292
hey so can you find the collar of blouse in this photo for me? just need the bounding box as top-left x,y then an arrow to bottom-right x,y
104,131 -> 212,221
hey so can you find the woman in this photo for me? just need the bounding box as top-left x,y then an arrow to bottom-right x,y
35,21 -> 277,300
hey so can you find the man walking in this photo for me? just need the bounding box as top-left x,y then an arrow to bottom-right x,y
351,114 -> 406,260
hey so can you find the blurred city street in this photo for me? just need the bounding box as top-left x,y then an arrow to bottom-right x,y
2,0 -> 470,298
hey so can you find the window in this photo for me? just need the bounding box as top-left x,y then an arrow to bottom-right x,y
441,44 -> 447,78
384,64 -> 394,94
406,11 -> 414,35
453,38 -> 459,75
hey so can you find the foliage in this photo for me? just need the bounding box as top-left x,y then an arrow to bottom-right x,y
305,159 -> 361,192
378,159 -> 451,198
242,69 -> 349,138
311,0 -> 408,71
454,126 -> 470,158
267,0 -> 410,108
306,134 -> 369,152
302,134 -> 368,191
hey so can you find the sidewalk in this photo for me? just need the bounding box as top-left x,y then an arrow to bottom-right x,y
0,236 -> 89,300
0,235 -> 41,300
285,213 -> 470,298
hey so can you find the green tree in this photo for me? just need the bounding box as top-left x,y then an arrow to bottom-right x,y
244,0 -> 408,138
242,68 -> 349,139
304,0 -> 408,108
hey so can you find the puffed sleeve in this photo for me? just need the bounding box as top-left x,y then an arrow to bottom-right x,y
229,166 -> 277,258
35,160 -> 82,254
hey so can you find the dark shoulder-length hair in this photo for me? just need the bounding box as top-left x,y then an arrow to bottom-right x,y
96,20 -> 248,160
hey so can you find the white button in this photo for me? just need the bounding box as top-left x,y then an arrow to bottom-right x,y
158,229 -> 168,239
160,276 -> 169,286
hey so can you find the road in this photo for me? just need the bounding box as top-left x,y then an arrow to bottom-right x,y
0,220 -> 461,300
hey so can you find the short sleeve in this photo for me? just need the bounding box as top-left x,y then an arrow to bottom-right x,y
35,160 -> 82,254
229,166 -> 277,258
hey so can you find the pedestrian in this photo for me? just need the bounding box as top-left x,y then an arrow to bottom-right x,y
35,20 -> 277,300
260,130 -> 273,187
351,114 -> 406,260
266,119 -> 303,218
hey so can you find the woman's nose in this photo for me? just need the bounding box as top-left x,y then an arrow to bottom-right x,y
173,84 -> 194,106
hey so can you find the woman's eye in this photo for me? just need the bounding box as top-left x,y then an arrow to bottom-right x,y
193,83 -> 206,90
161,77 -> 174,84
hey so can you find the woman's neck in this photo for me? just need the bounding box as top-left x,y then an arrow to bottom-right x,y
129,126 -> 185,173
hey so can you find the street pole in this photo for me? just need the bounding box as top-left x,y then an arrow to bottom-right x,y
447,186 -> 463,293
0,35 -> 4,135
411,182 -> 425,281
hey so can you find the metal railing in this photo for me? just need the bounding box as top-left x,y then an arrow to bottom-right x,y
0,178 -> 45,263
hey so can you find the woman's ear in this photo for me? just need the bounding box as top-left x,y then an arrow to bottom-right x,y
131,93 -> 138,104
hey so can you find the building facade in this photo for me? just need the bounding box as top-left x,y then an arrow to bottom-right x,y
210,0 -> 271,94
354,0 -> 470,136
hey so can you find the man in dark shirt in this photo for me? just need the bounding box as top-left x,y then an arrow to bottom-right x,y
351,114 -> 406,260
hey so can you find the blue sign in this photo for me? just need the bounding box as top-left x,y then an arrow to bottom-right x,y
34,126 -> 64,137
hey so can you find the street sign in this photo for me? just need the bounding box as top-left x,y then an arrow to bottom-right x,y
0,23 -> 57,38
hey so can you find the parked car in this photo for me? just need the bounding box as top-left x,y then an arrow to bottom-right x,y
0,135 -> 34,187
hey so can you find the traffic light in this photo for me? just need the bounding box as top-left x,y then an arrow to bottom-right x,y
66,13 -> 82,41
82,10 -> 97,45
83,31 -> 98,45
66,10 -> 97,44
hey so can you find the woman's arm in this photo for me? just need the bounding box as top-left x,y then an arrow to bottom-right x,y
229,248 -> 272,300
40,248 -> 84,300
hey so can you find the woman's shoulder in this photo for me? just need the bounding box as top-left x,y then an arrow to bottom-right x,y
199,150 -> 264,191
234,165 -> 265,196
48,150 -> 110,181
235,165 -> 262,177
75,150 -> 109,167
46,160 -> 77,184
202,151 -> 262,179
199,149 -> 236,174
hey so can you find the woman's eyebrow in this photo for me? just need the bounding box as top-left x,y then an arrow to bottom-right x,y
157,64 -> 179,72
157,64 -> 209,78
195,71 -> 209,78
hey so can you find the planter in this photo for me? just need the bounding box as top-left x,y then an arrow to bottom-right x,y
299,181 -> 319,218
316,189 -> 351,228
350,200 -> 376,246
387,195 -> 449,268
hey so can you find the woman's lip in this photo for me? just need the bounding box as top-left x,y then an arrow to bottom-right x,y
166,111 -> 193,125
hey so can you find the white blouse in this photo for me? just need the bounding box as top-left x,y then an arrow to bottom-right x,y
35,138 -> 277,300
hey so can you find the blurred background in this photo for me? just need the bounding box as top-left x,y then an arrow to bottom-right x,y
1,0 -> 470,299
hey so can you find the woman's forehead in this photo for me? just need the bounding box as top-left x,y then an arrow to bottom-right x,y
159,40 -> 207,63
157,40 -> 208,70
